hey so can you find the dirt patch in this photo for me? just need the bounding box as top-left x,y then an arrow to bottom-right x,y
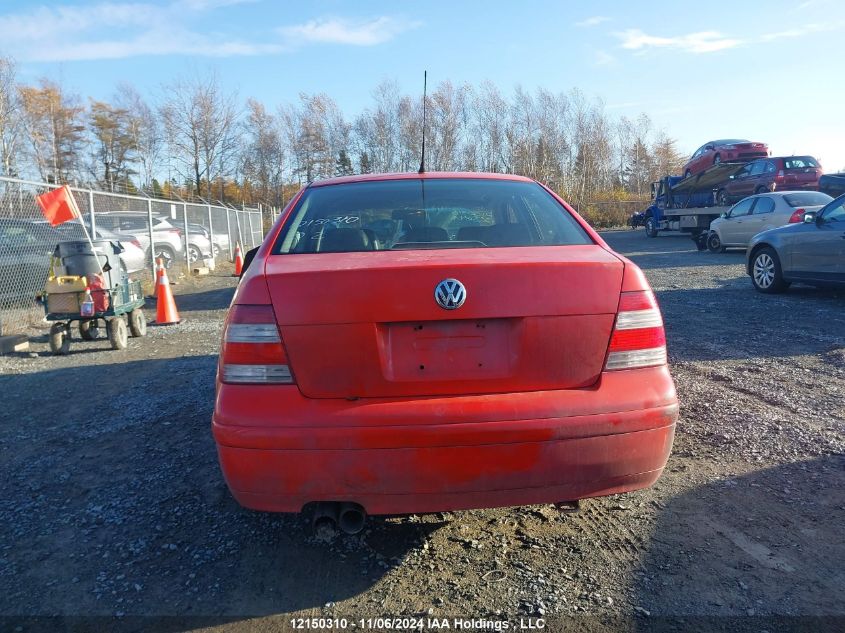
0,231 -> 842,630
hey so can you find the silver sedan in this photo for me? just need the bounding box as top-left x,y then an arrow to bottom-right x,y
707,191 -> 832,252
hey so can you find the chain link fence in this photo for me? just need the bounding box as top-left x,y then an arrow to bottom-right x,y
0,175 -> 271,335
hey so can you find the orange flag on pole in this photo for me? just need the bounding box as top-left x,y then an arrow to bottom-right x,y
35,185 -> 80,226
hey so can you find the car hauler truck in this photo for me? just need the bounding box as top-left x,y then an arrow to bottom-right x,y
642,163 -> 747,248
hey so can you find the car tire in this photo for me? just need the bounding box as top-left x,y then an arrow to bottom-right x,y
188,244 -> 202,264
49,323 -> 70,355
79,319 -> 100,341
707,231 -> 725,253
107,317 -> 129,350
755,186 -> 768,195
751,247 -> 788,294
152,246 -> 176,269
717,189 -> 729,206
713,154 -> 721,165
645,216 -> 658,238
129,308 -> 147,337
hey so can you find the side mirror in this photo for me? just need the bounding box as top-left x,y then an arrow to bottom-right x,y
720,212 -> 728,219
803,212 -> 816,224
240,247 -> 259,278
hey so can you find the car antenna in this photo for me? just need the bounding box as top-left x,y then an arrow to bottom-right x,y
418,70 -> 427,174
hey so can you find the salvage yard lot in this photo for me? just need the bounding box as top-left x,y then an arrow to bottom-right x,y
1,231 -> 843,629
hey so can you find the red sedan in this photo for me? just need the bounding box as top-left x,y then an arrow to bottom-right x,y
212,172 -> 677,531
683,139 -> 769,178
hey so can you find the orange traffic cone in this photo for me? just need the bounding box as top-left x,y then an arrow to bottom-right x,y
154,264 -> 181,325
233,243 -> 244,277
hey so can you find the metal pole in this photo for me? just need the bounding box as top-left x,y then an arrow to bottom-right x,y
240,202 -> 246,251
183,202 -> 190,269
225,206 -> 233,261
247,208 -> 255,249
88,189 -> 96,235
147,198 -> 156,282
207,203 -> 214,261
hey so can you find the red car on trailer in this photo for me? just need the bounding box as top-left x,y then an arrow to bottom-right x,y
212,172 -> 677,532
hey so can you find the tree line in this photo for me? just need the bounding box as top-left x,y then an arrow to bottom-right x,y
0,56 -> 687,224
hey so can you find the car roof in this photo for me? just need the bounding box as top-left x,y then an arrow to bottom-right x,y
710,139 -> 749,144
308,171 -> 535,188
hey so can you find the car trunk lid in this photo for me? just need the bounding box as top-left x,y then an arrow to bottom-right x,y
265,246 -> 624,398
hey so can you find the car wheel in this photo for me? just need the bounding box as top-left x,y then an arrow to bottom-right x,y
755,186 -> 768,195
154,246 -> 175,269
707,231 -> 725,253
129,308 -> 147,337
49,323 -> 70,355
717,189 -> 729,206
107,317 -> 129,350
188,244 -> 202,264
713,154 -> 721,165
645,216 -> 658,238
79,319 -> 101,341
751,247 -> 788,294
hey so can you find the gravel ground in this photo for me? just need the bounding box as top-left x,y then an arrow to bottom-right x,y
0,234 -> 843,632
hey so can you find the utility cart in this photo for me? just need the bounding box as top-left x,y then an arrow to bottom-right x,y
42,239 -> 147,355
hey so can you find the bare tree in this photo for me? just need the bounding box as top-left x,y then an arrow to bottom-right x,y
115,83 -> 161,191
241,98 -> 285,203
0,57 -> 22,177
18,79 -> 85,183
88,99 -> 138,191
160,72 -> 239,197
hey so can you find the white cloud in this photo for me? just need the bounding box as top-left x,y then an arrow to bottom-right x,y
279,16 -> 421,47
576,16 -> 610,28
0,2 -> 419,62
25,26 -> 284,62
617,29 -> 743,53
759,22 -> 839,41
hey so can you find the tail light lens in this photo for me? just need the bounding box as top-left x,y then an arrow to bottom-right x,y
131,238 -> 142,249
788,208 -> 806,224
775,169 -> 785,183
604,290 -> 667,371
221,304 -> 293,384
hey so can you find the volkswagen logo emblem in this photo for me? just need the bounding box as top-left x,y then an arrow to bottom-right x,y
434,278 -> 466,310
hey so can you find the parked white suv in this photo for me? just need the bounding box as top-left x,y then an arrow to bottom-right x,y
96,213 -> 214,267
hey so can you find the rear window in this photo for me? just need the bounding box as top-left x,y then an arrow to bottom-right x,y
275,178 -> 592,253
782,192 -> 833,207
783,157 -> 818,169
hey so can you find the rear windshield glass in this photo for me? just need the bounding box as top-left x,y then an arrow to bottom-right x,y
783,157 -> 818,169
274,178 -> 591,253
783,192 -> 832,207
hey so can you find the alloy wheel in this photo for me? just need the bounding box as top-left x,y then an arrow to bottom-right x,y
753,253 -> 775,289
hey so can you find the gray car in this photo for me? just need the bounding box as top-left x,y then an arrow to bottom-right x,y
708,191 -> 832,252
747,193 -> 845,293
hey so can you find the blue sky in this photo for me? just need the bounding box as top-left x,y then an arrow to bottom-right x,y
2,0 -> 844,170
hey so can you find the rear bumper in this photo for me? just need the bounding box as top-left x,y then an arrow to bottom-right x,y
212,366 -> 678,515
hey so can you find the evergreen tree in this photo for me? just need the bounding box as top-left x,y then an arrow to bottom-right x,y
335,149 -> 354,176
359,151 -> 372,174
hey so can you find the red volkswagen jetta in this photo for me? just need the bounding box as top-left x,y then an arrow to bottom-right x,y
213,173 -> 677,525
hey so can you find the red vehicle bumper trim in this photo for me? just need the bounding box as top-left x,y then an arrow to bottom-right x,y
213,367 -> 678,515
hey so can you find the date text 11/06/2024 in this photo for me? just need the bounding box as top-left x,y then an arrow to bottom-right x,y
290,617 -> 547,630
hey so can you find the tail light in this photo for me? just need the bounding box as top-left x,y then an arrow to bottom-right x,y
788,208 -> 806,224
168,228 -> 182,237
221,304 -> 293,384
604,290 -> 667,371
131,238 -> 142,249
775,169 -> 785,184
